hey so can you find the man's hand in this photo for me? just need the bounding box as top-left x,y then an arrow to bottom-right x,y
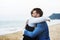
47,19 -> 50,22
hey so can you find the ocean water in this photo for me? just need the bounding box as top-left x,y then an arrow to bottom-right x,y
0,21 -> 25,35
0,20 -> 60,35
0,21 -> 24,28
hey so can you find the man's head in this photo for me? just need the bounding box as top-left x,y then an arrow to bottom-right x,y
31,8 -> 43,18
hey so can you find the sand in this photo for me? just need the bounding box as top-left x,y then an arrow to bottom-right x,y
49,24 -> 60,40
0,24 -> 60,40
0,31 -> 23,40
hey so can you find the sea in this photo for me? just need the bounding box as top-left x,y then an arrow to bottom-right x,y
0,19 -> 60,35
0,21 -> 26,35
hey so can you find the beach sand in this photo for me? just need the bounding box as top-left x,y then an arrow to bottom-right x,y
49,24 -> 60,40
0,24 -> 60,40
0,31 -> 23,40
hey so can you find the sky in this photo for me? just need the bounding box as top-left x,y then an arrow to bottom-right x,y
0,0 -> 60,21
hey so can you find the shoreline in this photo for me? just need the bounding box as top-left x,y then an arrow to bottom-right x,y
0,27 -> 24,35
0,23 -> 60,40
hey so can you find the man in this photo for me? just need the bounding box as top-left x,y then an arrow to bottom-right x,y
23,8 -> 50,40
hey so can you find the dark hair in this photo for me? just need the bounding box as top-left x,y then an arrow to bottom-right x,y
31,8 -> 43,17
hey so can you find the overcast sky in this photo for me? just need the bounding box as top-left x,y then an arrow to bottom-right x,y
0,0 -> 60,21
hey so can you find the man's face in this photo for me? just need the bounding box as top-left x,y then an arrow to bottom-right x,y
32,10 -> 40,18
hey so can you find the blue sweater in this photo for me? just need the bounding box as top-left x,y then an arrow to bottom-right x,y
24,22 -> 50,40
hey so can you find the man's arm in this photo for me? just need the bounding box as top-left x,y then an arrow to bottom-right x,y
24,23 -> 45,38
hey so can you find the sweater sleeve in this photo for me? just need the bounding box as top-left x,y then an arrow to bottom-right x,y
28,17 -> 50,24
24,23 -> 45,38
